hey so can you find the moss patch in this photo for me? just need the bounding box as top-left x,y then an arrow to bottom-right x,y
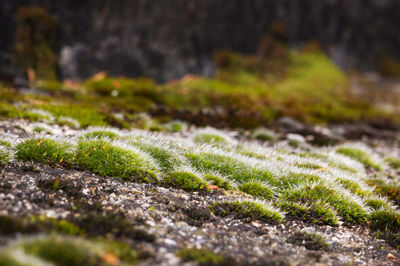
15,138 -> 73,167
336,147 -> 382,171
74,139 -> 157,183
164,171 -> 207,191
210,200 -> 283,223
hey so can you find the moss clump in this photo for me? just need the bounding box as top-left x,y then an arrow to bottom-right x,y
0,147 -> 11,167
38,104 -> 108,128
177,248 -> 238,266
336,178 -> 371,198
165,120 -> 187,132
287,231 -> 330,250
21,235 -> 137,266
279,201 -> 338,226
336,147 -> 382,171
238,182 -> 274,200
164,171 -> 207,192
282,183 -> 367,223
193,133 -> 229,145
365,179 -> 400,206
0,215 -> 82,237
14,7 -> 58,81
15,138 -> 73,167
210,200 -> 283,223
385,157 -> 400,170
365,198 -> 391,211
251,127 -> 277,141
369,209 -> 400,233
57,117 -> 80,129
134,143 -> 184,172
81,130 -> 120,140
75,139 -> 157,183
203,173 -> 233,190
187,153 -> 275,184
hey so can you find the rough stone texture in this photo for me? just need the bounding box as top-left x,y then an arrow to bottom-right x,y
1,0 -> 400,81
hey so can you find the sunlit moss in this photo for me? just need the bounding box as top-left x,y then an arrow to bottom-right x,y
75,139 -> 158,183
15,138 -> 73,167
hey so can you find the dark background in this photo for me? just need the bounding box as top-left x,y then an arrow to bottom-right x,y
1,0 -> 399,81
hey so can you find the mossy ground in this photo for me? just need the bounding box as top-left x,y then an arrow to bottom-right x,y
5,126 -> 399,236
1,44 -> 397,129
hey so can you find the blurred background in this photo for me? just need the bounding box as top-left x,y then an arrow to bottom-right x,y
0,0 -> 399,129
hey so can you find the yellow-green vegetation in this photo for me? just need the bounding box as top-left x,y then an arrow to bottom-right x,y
238,182 -> 274,200
0,146 -> 11,167
336,146 -> 383,171
192,130 -> 232,145
2,44 -> 393,129
0,215 -> 82,236
365,178 -> 400,205
0,235 -> 137,266
7,125 -> 400,248
203,173 -> 234,190
210,200 -> 284,223
251,127 -> 277,141
281,183 -> 367,223
15,138 -> 73,167
386,157 -> 400,170
80,129 -> 120,140
164,171 -> 207,191
176,247 -> 238,266
74,139 -> 158,183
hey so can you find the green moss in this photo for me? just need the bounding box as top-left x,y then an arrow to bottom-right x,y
365,179 -> 400,205
164,171 -> 207,191
15,138 -> 73,167
134,142 -> 184,172
0,252 -> 33,266
251,128 -> 277,141
193,133 -> 229,145
0,215 -> 82,237
75,139 -> 158,183
210,200 -> 283,223
336,147 -> 382,171
278,201 -> 338,226
238,182 -> 274,200
38,104 -> 108,127
369,209 -> 400,232
287,231 -> 330,250
187,153 -> 276,184
278,173 -> 320,190
365,198 -> 391,211
336,178 -> 371,198
21,235 -> 137,266
0,147 -> 11,167
81,130 -> 119,140
57,117 -> 80,129
165,120 -> 187,132
282,183 -> 367,223
203,173 -> 233,190
385,157 -> 400,170
177,248 -> 237,266
0,140 -> 12,148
